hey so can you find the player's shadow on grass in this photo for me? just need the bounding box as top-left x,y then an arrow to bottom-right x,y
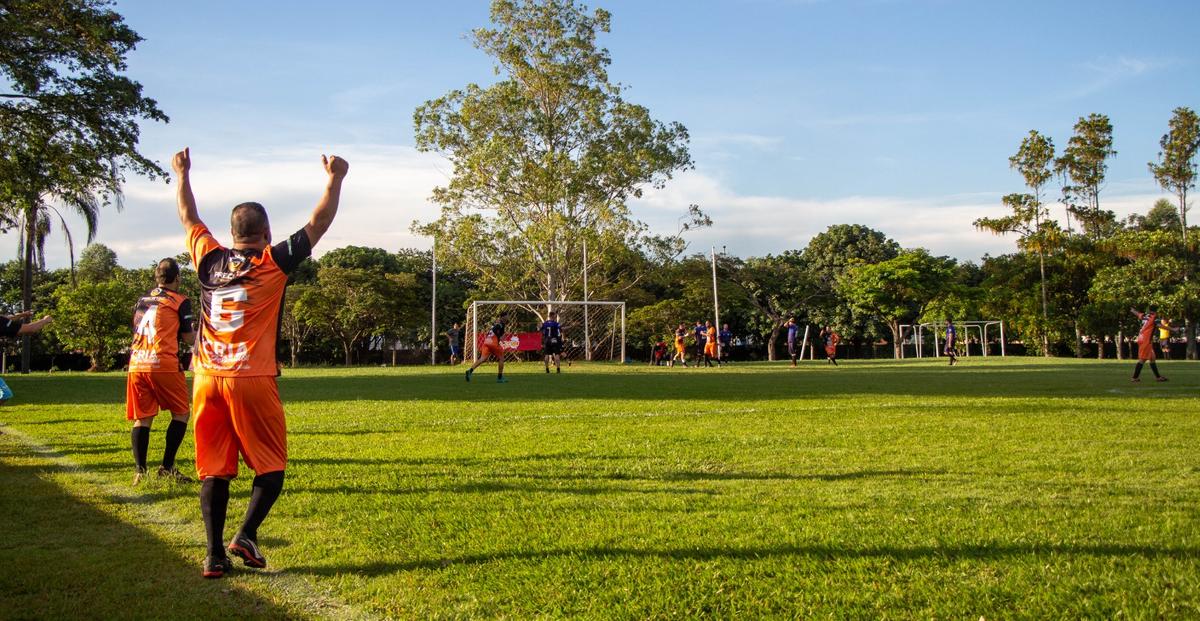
0,451 -> 299,619
285,542 -> 1200,578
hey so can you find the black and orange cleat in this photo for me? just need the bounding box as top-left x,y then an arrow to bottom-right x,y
202,555 -> 233,579
227,533 -> 267,569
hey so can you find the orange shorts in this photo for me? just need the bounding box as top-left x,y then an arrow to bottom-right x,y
482,343 -> 504,360
704,342 -> 717,357
126,371 -> 190,420
193,374 -> 287,479
1138,341 -> 1156,361
675,341 -> 686,354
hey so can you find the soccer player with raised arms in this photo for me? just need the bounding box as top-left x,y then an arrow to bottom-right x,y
126,257 -> 196,484
173,147 -> 348,578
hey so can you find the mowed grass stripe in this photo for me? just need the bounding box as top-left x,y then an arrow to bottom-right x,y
0,358 -> 1198,618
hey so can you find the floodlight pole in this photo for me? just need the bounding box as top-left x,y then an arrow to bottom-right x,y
710,246 -> 721,359
430,239 -> 437,366
471,301 -> 479,363
1000,321 -> 1007,357
583,239 -> 592,361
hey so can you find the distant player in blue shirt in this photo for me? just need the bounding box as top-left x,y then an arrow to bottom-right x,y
541,311 -> 564,374
943,318 -> 958,366
786,317 -> 801,367
719,324 -> 733,365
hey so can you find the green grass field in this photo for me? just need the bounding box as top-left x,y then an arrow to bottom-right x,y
1,358 -> 1198,619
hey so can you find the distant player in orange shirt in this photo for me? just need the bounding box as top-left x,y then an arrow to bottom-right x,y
1131,305 -> 1168,383
671,324 -> 689,368
466,312 -> 509,383
173,147 -> 348,578
127,258 -> 196,484
703,321 -> 719,367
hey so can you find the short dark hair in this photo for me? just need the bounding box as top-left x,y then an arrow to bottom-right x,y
1149,304 -> 1158,313
231,202 -> 270,241
155,258 -> 180,285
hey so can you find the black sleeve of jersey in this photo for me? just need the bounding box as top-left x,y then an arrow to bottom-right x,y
0,317 -> 20,338
178,299 -> 195,334
272,228 -> 314,275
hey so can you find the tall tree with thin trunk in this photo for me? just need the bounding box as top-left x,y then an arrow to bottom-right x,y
0,0 -> 168,372
1057,114 -> 1117,241
413,0 -> 701,304
1148,106 -> 1200,358
976,130 -> 1058,355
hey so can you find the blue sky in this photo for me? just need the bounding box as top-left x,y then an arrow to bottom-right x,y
7,0 -> 1198,267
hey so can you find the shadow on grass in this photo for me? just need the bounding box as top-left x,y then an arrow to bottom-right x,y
286,542 -> 1200,578
1,361 -> 1186,407
0,444 -> 297,619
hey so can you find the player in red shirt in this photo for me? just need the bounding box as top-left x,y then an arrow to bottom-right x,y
1131,305 -> 1168,383
127,258 -> 196,484
173,147 -> 348,578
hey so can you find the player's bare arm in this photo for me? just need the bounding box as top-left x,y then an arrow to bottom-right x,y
304,154 -> 349,247
173,148 -> 204,231
17,315 -> 52,335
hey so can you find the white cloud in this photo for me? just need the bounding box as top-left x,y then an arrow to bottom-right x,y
0,149 -> 1171,272
0,144 -> 449,269
629,170 -> 1169,262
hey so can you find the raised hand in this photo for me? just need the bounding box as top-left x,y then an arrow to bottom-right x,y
173,147 -> 191,175
322,154 -> 349,180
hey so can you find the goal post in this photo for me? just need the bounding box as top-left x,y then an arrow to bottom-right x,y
465,300 -> 626,364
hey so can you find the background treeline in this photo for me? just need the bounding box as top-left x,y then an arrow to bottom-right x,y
2,190 -> 1192,370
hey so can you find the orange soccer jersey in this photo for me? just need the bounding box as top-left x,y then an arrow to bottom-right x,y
1135,312 -> 1158,361
188,223 -> 309,376
704,327 -> 718,356
129,287 -> 193,372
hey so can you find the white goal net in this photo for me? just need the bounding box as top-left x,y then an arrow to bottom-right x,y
465,300 -> 626,363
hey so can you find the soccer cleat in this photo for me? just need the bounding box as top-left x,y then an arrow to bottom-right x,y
545,367 -> 550,374
133,468 -> 148,486
497,377 -> 508,383
465,369 -> 473,382
1130,377 -> 1141,383
157,466 -> 193,483
1156,376 -> 1169,382
556,367 -> 560,374
228,534 -> 267,568
202,555 -> 234,579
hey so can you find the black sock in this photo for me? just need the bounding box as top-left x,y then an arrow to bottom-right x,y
131,426 -> 150,472
200,477 -> 231,557
161,419 -> 187,470
239,471 -> 285,542
1150,361 -> 1160,378
1133,361 -> 1144,378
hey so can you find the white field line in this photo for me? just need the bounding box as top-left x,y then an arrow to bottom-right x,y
0,424 -> 382,621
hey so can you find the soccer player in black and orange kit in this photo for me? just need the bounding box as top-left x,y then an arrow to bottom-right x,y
172,147 -> 348,578
466,312 -> 508,383
127,258 -> 196,484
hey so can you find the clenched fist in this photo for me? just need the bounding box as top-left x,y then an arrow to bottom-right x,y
172,148 -> 191,175
322,154 -> 349,180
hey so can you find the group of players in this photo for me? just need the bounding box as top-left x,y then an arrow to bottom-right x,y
455,311 -> 566,383
651,321 -> 732,368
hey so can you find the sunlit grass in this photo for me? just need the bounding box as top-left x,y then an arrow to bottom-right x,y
1,358 -> 1198,618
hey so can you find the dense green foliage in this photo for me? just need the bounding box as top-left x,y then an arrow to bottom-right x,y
1,361 -> 1197,618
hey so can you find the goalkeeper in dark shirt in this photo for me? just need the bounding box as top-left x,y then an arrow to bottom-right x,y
541,311 -> 564,374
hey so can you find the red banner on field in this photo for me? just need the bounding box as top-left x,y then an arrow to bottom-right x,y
477,332 -> 543,351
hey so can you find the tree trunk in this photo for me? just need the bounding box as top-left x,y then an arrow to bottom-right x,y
1037,249 -> 1050,357
290,340 -> 298,368
21,207 -> 35,374
890,322 -> 901,359
343,341 -> 353,366
1097,335 -> 1104,359
1116,331 -> 1124,360
1074,323 -> 1083,358
1186,318 -> 1197,360
767,325 -> 780,361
